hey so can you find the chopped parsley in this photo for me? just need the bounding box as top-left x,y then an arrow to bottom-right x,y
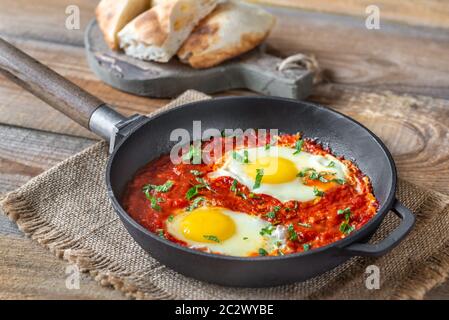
143,190 -> 163,211
288,224 -> 298,241
243,237 -> 248,240
243,150 -> 249,164
186,185 -> 200,200
195,177 -> 214,192
309,171 -> 320,180
297,169 -> 342,186
142,180 -> 174,211
340,223 -> 355,235
297,168 -> 315,178
232,151 -> 243,162
203,235 -> 220,243
186,197 -> 205,212
266,211 -> 276,219
230,179 -> 238,193
298,222 -> 312,228
190,169 -> 202,176
249,193 -> 260,199
253,168 -> 264,189
266,206 -> 281,219
167,215 -> 174,222
313,187 -> 325,197
293,139 -> 304,155
303,244 -> 311,251
337,207 -> 352,220
237,192 -> 247,199
260,225 -> 275,236
182,144 -> 201,164
265,143 -> 271,150
186,177 -> 214,200
338,207 -> 355,235
258,248 -> 268,256
332,178 -> 345,185
142,180 -> 174,193
327,161 -> 336,168
157,229 -> 166,239
232,150 -> 250,163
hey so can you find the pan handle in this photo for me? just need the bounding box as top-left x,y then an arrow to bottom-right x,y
341,199 -> 415,257
0,37 -> 125,140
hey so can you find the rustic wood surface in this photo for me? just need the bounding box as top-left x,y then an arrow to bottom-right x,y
0,0 -> 448,299
251,0 -> 449,29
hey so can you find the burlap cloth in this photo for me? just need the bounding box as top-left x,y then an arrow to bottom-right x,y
2,90 -> 449,300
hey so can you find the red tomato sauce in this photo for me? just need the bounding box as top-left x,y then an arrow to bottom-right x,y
121,133 -> 378,255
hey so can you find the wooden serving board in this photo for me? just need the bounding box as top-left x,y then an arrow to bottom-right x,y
85,20 -> 313,99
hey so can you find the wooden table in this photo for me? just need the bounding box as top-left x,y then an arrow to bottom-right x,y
0,0 -> 448,299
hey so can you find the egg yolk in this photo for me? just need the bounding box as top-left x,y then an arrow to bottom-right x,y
244,157 -> 298,184
180,207 -> 236,243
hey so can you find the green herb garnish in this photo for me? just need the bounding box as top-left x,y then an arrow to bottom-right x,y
143,190 -> 163,211
332,178 -> 345,185
338,207 -> 355,235
190,170 -> 202,176
243,237 -> 248,240
253,168 -> 264,189
297,168 -> 315,178
142,180 -> 174,193
313,187 -> 324,197
186,197 -> 205,212
195,177 -> 214,192
168,215 -> 174,222
258,248 -> 268,256
340,223 -> 355,235
203,235 -> 220,243
298,222 -> 312,228
237,192 -> 247,199
243,150 -> 249,164
309,171 -> 319,180
319,176 -> 329,183
293,139 -> 304,155
182,144 -> 201,164
288,224 -> 298,241
186,185 -> 200,200
249,193 -> 260,199
260,225 -> 275,236
230,179 -> 238,193
266,211 -> 276,219
232,151 -> 244,162
157,229 -> 166,239
327,161 -> 335,168
186,177 -> 214,200
303,244 -> 311,251
337,207 -> 351,220
266,206 -> 281,219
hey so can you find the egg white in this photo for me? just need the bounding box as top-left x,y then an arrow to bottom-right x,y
166,208 -> 286,257
209,146 -> 348,202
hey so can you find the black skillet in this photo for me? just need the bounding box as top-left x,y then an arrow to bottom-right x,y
0,38 -> 415,287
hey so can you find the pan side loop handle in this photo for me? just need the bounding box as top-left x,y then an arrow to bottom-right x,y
0,37 -> 125,140
341,199 -> 415,257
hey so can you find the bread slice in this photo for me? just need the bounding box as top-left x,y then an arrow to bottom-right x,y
118,0 -> 218,63
178,0 -> 276,69
95,0 -> 151,50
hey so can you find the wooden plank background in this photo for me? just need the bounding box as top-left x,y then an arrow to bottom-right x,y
0,0 -> 449,299
251,0 -> 449,29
